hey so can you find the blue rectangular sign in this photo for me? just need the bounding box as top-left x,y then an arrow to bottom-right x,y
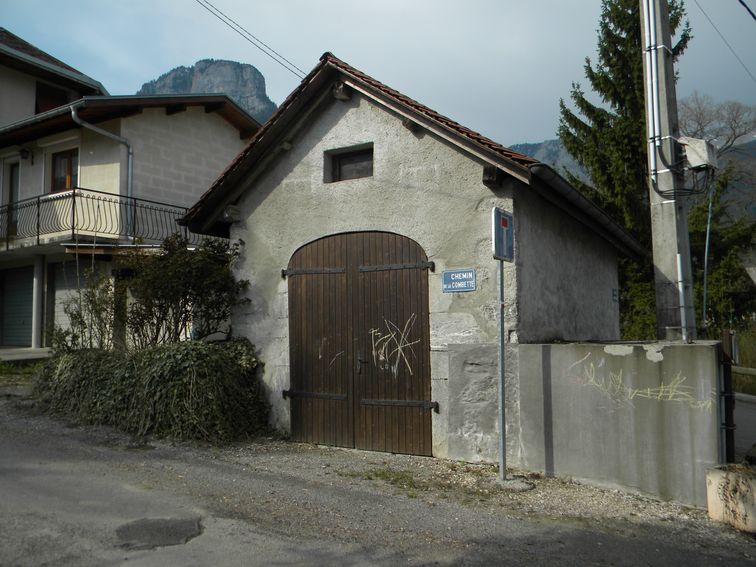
442,268 -> 477,293
492,207 -> 514,262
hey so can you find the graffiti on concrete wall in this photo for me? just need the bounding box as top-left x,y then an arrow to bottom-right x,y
566,352 -> 715,412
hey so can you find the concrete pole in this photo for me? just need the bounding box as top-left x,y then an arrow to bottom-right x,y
640,0 -> 696,340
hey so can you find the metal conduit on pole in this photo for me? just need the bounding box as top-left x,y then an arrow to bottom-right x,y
640,0 -> 696,341
70,103 -> 134,239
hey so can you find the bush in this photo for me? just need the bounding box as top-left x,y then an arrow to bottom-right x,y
34,338 -> 268,443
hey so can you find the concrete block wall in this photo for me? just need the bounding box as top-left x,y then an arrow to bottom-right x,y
123,107 -> 248,209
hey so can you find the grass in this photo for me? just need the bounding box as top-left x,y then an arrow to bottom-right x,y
0,361 -> 39,387
733,373 -> 756,396
0,360 -> 40,376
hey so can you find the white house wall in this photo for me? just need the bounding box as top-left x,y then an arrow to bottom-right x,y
0,64 -> 35,126
79,123 -> 123,194
122,106 -> 248,209
227,91 -> 621,462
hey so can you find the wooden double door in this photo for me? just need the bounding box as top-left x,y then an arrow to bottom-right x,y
285,232 -> 434,456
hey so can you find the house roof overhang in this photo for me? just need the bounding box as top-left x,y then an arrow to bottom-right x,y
0,28 -> 107,95
183,53 -> 644,260
0,94 -> 261,148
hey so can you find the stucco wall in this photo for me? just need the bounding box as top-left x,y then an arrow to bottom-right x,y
79,122 -> 123,194
515,184 -> 620,341
0,126 -> 121,212
228,91 -> 621,462
123,107 -> 247,209
516,342 -> 721,506
2,130 -> 83,201
230,94 -> 515,437
0,65 -> 35,126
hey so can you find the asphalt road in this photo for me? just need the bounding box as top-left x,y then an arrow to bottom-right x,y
1,390 -> 754,567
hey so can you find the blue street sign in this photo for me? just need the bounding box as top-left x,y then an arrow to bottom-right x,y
492,207 -> 514,262
442,268 -> 477,293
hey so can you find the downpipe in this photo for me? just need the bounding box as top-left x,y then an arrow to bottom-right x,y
70,103 -> 134,238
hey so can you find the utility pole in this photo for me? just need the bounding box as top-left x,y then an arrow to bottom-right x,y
640,0 -> 696,341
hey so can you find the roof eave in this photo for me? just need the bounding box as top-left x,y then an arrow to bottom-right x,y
528,163 -> 646,260
0,43 -> 107,95
185,58 -> 338,234
0,94 -> 259,149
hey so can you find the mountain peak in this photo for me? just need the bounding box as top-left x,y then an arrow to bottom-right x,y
137,59 -> 277,123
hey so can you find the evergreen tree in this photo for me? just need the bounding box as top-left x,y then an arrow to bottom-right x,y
688,168 -> 756,331
680,93 -> 756,333
557,0 -> 691,339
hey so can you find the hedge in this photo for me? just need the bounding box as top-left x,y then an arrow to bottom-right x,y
33,338 -> 268,443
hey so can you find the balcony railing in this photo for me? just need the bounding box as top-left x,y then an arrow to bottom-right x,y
0,187 -> 208,250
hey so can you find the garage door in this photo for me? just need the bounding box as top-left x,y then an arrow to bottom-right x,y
285,232 -> 434,456
1,267 -> 33,347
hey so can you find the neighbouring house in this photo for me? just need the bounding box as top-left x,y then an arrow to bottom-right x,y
184,52 -> 646,460
0,27 -> 108,125
0,29 -> 260,349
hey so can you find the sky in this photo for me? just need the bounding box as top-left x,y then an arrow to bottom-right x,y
2,0 -> 755,146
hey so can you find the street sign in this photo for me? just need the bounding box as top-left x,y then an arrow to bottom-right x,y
492,207 -> 514,262
491,206 -> 514,480
442,268 -> 476,293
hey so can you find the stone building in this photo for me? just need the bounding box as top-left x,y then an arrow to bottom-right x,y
185,53 -> 643,462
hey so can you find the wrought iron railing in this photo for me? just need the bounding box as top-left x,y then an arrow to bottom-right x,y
0,187 -> 209,249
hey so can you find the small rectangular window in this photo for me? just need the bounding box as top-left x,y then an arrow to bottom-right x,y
325,144 -> 373,183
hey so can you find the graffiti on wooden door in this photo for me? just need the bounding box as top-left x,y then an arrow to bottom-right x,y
369,313 -> 419,377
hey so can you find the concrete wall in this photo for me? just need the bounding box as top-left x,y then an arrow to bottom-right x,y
227,91 -> 621,460
123,106 -> 247,209
514,342 -> 721,506
0,65 -> 35,126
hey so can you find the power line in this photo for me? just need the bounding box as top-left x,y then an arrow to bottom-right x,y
738,0 -> 756,22
193,0 -> 307,79
692,0 -> 756,86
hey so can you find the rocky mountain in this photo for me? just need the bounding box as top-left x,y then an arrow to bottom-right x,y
509,139 -> 588,183
137,59 -> 277,123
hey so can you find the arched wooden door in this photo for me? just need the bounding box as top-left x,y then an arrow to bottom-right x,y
285,232 -> 434,456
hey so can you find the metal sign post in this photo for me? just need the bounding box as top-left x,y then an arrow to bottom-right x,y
492,207 -> 514,481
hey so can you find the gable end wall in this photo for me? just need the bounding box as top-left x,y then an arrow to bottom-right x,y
227,92 -> 619,461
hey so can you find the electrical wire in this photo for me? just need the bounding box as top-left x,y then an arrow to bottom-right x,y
193,0 -> 307,79
692,0 -> 756,85
738,0 -> 756,22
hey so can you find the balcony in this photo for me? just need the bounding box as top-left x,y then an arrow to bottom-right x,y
0,187 -> 207,252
